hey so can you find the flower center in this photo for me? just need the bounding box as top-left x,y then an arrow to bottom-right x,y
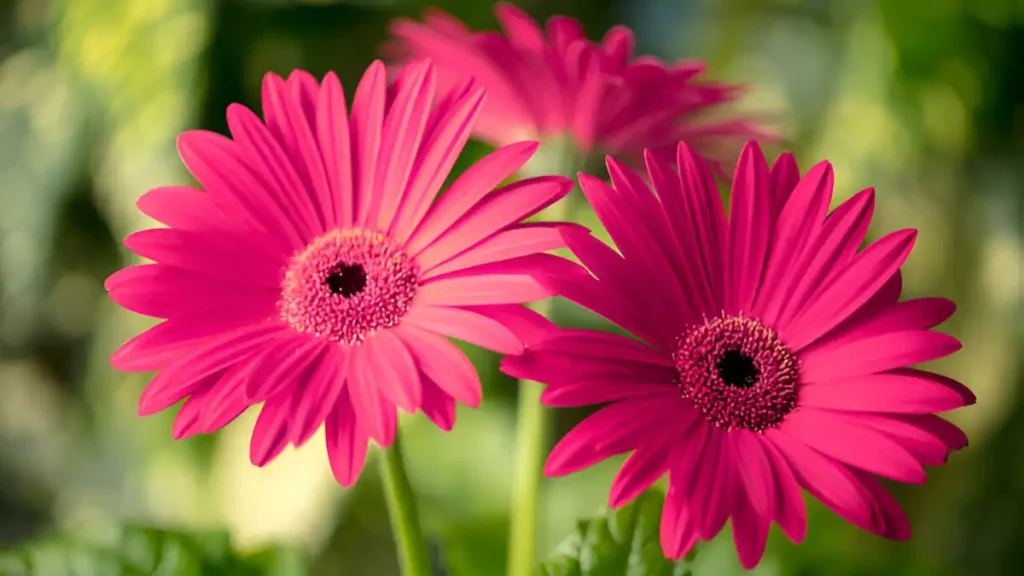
279,229 -> 419,345
673,315 -> 799,432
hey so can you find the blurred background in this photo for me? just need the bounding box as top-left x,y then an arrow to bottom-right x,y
0,0 -> 1021,574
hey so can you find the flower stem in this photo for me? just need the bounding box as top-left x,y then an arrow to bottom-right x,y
508,140 -> 580,576
380,431 -> 432,576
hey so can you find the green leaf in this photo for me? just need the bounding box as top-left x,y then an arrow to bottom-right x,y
539,490 -> 697,576
0,524 -> 308,576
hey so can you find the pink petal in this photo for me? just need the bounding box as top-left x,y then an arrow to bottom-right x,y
261,73 -> 333,231
362,331 -> 422,413
292,345 -> 350,446
418,271 -> 552,306
464,304 -> 554,348
350,61 -> 387,228
850,469 -> 911,540
111,317 -> 256,372
815,297 -> 956,350
372,61 -> 435,231
751,161 -> 833,318
136,186 -> 252,237
250,390 -> 295,467
421,222 -> 580,280
800,330 -> 962,382
545,396 -> 686,476
761,440 -> 807,543
325,388 -> 369,487
347,347 -> 398,446
316,72 -> 353,227
176,130 -> 305,249
798,368 -> 974,414
401,305 -> 522,354
779,408 -> 926,483
765,429 -> 878,532
225,104 -> 322,237
643,149 -> 717,314
394,324 -> 482,407
731,491 -> 771,570
689,431 -> 735,539
244,335 -> 324,402
528,329 -> 672,366
106,265 -> 277,321
123,228 -> 283,290
137,322 -> 284,416
391,84 -> 488,240
502,348 -> 675,387
782,229 -> 918,352
608,437 -> 674,508
726,141 -> 772,315
561,222 -> 688,337
765,188 -> 875,329
674,143 -> 727,311
768,151 -> 801,220
660,474 -> 700,559
419,375 -> 457,431
410,176 -> 572,269
541,378 -> 674,407
846,413 -> 964,466
172,393 -> 206,440
732,431 -> 775,518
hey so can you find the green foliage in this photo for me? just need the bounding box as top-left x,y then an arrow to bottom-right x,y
539,490 -> 696,576
0,525 -> 306,576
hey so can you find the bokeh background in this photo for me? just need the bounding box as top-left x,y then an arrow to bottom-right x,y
0,0 -> 1022,574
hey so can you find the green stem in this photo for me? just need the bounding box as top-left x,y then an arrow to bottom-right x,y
380,431 -> 432,576
508,140 -> 581,576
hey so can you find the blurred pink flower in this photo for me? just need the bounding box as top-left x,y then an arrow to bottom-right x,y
106,60 -> 571,487
386,3 -> 773,167
503,140 -> 973,568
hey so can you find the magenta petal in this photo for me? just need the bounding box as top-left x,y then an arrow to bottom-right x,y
316,72 -> 353,227
292,346 -> 349,446
732,431 -> 775,518
394,324 -> 482,407
418,272 -> 552,306
401,305 -> 522,355
779,408 -> 926,483
350,61 -> 387,228
249,391 -> 294,467
362,331 -> 421,413
608,438 -> 674,508
660,474 -> 700,560
690,431 -> 734,539
541,379 -> 674,407
172,393 -> 205,440
347,348 -> 398,447
544,396 -> 684,476
850,469 -> 911,540
726,141 -> 772,315
768,151 -> 801,219
751,161 -> 833,317
731,491 -> 771,570
411,176 -> 572,268
766,430 -> 877,531
464,304 -> 554,348
783,229 -> 918,351
372,60 -> 435,231
815,297 -> 956,350
799,330 -> 961,382
326,388 -> 369,487
391,85 -> 489,240
419,375 -> 457,431
111,317 -> 255,372
799,368 -> 974,414
761,440 -> 807,543
421,222 -> 580,279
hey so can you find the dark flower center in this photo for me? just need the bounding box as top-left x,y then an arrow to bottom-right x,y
279,229 -> 419,346
673,315 -> 799,432
326,263 -> 367,298
716,348 -> 760,389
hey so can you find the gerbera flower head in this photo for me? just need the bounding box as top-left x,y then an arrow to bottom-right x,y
502,140 -> 974,568
386,3 -> 771,167
106,60 -> 573,487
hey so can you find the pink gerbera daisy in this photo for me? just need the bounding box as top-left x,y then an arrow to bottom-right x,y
386,3 -> 770,166
502,141 -> 974,568
106,60 -> 574,487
